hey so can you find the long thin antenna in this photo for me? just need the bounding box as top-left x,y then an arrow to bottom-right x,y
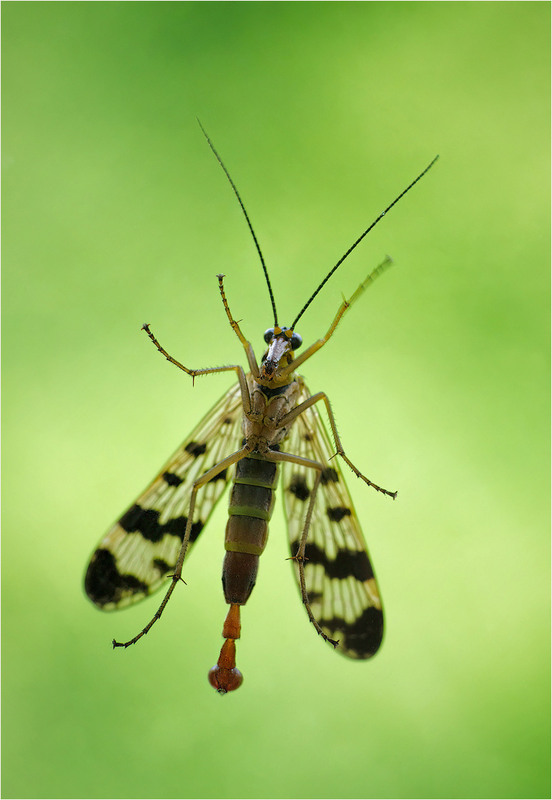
197,119 -> 279,327
291,155 -> 439,330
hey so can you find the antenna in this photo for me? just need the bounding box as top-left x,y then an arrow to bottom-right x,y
291,155 -> 439,330
197,119 -> 279,327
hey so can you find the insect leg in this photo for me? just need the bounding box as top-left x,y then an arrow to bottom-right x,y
284,256 -> 393,376
141,322 -> 252,413
217,274 -> 260,377
112,446 -> 252,649
280,394 -> 397,498
266,450 -> 338,646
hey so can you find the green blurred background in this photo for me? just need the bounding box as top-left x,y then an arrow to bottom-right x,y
3,3 -> 549,799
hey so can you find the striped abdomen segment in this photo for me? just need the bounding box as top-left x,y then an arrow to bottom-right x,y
222,454 -> 279,605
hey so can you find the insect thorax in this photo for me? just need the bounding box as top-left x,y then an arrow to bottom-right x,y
245,373 -> 302,451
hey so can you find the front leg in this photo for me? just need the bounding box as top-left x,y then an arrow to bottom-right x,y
217,275 -> 260,378
282,257 -> 393,377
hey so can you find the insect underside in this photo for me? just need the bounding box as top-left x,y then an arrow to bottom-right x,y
84,126 -> 437,694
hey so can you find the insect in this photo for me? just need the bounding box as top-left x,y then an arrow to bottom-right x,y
85,122 -> 438,693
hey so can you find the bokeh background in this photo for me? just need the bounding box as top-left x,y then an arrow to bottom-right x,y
3,3 -> 549,799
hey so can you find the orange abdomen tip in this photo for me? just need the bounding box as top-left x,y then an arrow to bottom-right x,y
208,638 -> 243,694
222,603 -> 241,640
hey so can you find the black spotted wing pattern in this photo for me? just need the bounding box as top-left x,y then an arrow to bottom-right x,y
85,384 -> 243,610
281,379 -> 383,658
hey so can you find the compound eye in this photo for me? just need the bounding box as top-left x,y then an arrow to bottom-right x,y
263,328 -> 274,344
290,332 -> 302,350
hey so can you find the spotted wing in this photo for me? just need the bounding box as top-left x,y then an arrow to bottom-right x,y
85,383 -> 244,610
281,379 -> 383,659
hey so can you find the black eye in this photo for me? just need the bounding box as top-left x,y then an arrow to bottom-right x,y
263,328 -> 274,344
290,332 -> 302,350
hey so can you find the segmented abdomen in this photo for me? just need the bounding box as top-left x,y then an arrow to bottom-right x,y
222,454 -> 279,605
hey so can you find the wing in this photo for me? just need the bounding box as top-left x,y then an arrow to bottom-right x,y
85,383 -> 244,610
281,379 -> 383,659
